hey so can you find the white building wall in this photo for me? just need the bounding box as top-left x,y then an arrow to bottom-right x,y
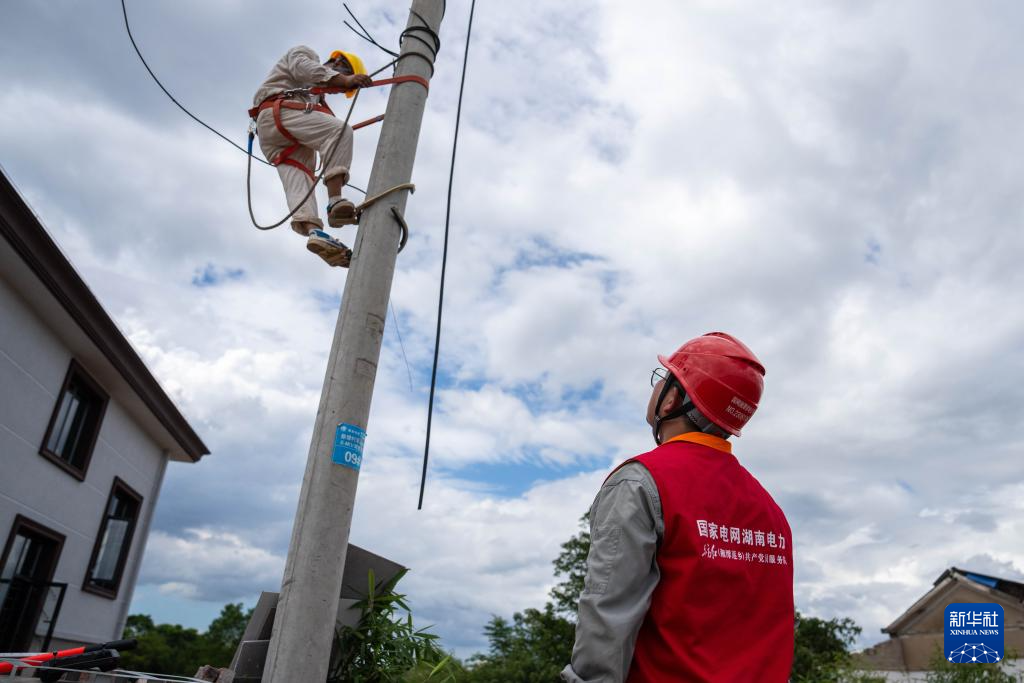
0,274 -> 167,647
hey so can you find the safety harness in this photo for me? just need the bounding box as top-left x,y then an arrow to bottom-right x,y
247,75 -> 429,182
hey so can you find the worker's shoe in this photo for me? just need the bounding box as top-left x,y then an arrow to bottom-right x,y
291,220 -> 322,237
307,230 -> 352,268
327,198 -> 358,227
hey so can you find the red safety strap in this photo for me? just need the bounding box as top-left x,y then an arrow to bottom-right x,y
266,99 -> 336,181
352,114 -> 385,130
311,74 -> 430,96
245,97 -> 335,120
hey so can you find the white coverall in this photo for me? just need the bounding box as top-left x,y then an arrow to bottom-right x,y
253,46 -> 355,230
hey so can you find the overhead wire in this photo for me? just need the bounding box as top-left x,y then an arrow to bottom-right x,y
341,4 -> 439,78
390,302 -> 415,392
418,0 -> 476,510
401,13 -> 442,62
343,3 -> 400,58
120,0 -> 271,165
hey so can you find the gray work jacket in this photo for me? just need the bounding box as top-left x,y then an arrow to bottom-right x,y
560,462 -> 663,683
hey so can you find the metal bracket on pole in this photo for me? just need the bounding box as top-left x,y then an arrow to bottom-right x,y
392,206 -> 409,253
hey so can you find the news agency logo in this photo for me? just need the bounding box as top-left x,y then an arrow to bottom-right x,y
944,603 -> 1004,664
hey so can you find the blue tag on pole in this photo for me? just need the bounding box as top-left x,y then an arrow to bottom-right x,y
944,603 -> 1004,663
332,423 -> 366,471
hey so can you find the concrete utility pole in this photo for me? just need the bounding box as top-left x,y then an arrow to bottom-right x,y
262,2 -> 443,681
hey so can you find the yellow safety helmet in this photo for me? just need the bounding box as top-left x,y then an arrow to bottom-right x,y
328,50 -> 367,98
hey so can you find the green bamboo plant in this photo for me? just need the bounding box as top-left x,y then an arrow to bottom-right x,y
327,569 -> 461,683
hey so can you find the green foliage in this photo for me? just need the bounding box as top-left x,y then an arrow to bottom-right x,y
925,648 -> 1022,682
202,602 -> 252,667
120,602 -> 252,675
119,572 -> 457,682
120,614 -> 201,675
790,611 -> 867,682
464,605 -> 575,683
327,569 -> 461,683
549,515 -> 589,620
204,602 -> 249,650
841,670 -> 888,683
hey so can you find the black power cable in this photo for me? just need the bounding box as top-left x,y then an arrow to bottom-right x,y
419,0 -> 476,510
343,2 -> 400,58
342,4 -> 440,78
120,0 -> 271,166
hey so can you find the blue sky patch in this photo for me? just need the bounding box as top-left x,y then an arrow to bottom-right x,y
311,288 -> 342,313
864,238 -> 882,265
561,379 -> 604,403
453,458 -> 585,499
512,238 -> 599,271
191,263 -> 245,288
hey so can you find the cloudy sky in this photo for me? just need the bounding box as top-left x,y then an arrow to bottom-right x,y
3,0 -> 1024,658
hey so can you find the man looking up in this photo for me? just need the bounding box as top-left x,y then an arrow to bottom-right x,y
562,332 -> 795,682
252,47 -> 372,266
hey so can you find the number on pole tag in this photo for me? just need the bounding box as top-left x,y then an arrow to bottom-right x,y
332,423 -> 366,471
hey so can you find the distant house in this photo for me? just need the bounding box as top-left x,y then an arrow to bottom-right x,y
857,567 -> 1024,674
0,170 -> 208,652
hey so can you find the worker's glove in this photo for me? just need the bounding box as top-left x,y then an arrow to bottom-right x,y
344,74 -> 373,89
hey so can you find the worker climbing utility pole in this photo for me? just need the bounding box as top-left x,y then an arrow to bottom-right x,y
262,2 -> 443,681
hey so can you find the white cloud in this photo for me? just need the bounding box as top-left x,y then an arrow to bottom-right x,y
142,529 -> 284,603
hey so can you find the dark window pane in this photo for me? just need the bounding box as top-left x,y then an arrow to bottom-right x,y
90,519 -> 129,583
0,536 -> 29,606
46,391 -> 79,458
42,366 -> 106,475
86,485 -> 141,595
0,536 -> 29,580
0,519 -> 65,652
51,380 -> 96,467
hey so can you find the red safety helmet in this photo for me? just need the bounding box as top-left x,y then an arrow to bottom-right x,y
658,332 -> 765,437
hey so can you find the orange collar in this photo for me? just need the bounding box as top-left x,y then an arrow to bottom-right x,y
664,432 -> 732,454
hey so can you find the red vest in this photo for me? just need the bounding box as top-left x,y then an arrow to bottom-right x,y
624,435 -> 794,682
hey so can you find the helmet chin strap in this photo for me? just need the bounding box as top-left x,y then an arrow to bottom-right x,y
652,377 -> 695,445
